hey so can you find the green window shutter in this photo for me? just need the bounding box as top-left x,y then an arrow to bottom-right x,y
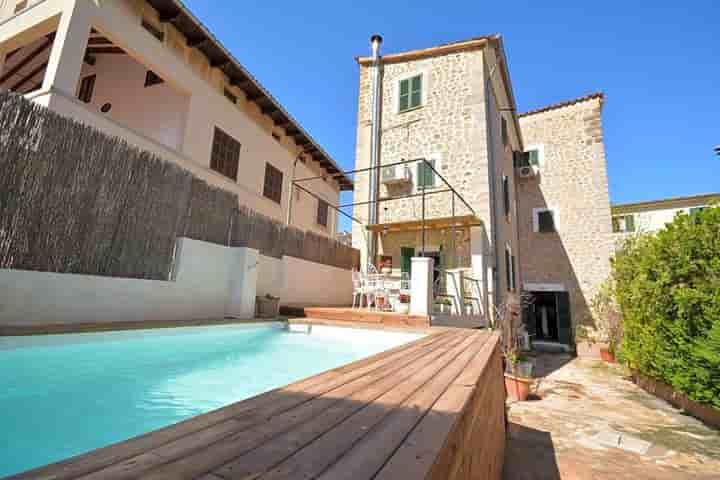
502,176 -> 510,217
399,79 -> 410,112
556,292 -> 572,345
612,217 -> 620,232
417,159 -> 435,188
400,247 -> 415,273
505,249 -> 512,292
625,214 -> 635,232
528,150 -> 539,166
410,75 -> 422,108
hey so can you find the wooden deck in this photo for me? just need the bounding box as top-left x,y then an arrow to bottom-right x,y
7,327 -> 505,480
303,307 -> 430,328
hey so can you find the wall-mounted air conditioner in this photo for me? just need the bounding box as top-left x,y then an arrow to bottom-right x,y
516,165 -> 537,178
381,165 -> 411,184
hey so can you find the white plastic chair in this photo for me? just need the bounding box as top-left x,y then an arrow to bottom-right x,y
351,270 -> 366,308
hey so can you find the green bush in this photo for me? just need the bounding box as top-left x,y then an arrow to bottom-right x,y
613,205 -> 720,408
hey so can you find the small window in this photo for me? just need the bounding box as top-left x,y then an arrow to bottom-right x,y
515,148 -> 542,168
141,19 -> 164,42
316,199 -> 329,227
223,88 -> 237,104
505,247 -> 515,292
144,71 -> 164,88
501,117 -> 509,146
263,163 -> 283,204
14,0 -> 28,14
536,209 -> 556,233
210,127 -> 241,181
612,214 -> 635,233
399,74 -> 422,112
78,75 -> 96,103
417,159 -> 436,189
527,149 -> 540,166
502,175 -> 510,217
689,206 -> 705,216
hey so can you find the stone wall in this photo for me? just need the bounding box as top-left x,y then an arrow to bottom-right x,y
517,96 -> 614,335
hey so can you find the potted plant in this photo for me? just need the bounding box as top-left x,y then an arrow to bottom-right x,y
395,293 -> 410,314
256,293 -> 280,318
599,311 -> 622,363
434,297 -> 453,314
501,293 -> 535,401
574,324 -> 607,359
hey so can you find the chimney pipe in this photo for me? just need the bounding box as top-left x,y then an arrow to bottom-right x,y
367,34 -> 383,271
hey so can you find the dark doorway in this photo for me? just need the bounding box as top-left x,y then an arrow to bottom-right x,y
524,291 -> 572,345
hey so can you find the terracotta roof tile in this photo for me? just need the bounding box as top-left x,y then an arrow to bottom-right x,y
519,92 -> 604,118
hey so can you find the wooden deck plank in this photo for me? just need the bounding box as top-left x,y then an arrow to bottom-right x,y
213,332 -> 487,480
137,331 -> 470,480
303,308 -> 430,328
314,332 -> 492,480
9,331 -> 450,480
375,333 -> 501,479
73,331 -> 462,480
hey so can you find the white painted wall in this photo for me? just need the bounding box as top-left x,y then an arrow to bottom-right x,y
256,254 -> 352,307
0,238 -> 258,326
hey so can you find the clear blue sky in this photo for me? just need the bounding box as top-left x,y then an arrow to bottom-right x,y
185,0 -> 719,232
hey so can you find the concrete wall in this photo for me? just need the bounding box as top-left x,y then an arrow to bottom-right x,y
0,0 -> 340,237
0,238 -> 258,326
256,254 -> 353,307
517,96 -> 614,335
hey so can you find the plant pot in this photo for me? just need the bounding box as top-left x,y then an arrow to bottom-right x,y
256,296 -> 280,318
600,347 -> 616,363
576,341 -> 608,359
504,374 -> 533,401
396,303 -> 409,314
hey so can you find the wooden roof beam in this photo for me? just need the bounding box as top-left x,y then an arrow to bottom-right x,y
10,61 -> 47,92
0,34 -> 54,85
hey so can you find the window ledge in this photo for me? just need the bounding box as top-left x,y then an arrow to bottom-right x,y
398,104 -> 424,115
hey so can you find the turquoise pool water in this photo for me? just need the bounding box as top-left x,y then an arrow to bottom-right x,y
0,323 -> 421,477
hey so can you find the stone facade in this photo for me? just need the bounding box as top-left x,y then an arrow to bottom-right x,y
352,39 -> 522,307
517,94 -> 614,339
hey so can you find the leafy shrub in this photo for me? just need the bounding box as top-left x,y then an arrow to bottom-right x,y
613,205 -> 720,408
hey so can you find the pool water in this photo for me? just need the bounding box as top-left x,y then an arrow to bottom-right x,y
0,323 -> 422,477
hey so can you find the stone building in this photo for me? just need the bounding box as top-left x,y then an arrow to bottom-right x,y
516,93 -> 614,347
352,36 -> 523,315
352,37 -> 615,346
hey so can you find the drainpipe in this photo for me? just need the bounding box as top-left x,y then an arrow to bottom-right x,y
286,153 -> 303,226
367,34 -> 383,270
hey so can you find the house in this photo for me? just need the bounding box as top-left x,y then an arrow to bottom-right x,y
0,0 -> 352,237
352,35 -> 523,318
352,36 -> 615,346
612,193 -> 719,237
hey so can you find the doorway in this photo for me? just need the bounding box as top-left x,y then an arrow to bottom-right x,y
524,290 -> 572,345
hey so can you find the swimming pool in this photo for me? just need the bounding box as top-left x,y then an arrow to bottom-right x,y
0,323 -> 423,477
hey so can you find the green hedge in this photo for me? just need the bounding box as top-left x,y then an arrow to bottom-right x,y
613,205 -> 720,408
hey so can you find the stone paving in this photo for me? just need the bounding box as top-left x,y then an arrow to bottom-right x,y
504,354 -> 720,479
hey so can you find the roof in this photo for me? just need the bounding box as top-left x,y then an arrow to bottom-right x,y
612,193 -> 720,214
518,92 -> 604,118
356,35 -> 496,65
144,0 -> 353,190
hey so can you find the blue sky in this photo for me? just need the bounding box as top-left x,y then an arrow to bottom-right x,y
185,0 -> 719,232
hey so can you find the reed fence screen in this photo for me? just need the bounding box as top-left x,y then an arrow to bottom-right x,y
0,92 -> 358,280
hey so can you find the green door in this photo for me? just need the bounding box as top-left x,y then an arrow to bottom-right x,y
556,292 -> 572,345
400,247 -> 415,274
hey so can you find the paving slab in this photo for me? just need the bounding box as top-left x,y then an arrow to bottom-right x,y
504,354 -> 720,479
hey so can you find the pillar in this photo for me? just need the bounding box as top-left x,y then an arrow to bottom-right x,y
470,225 -> 491,322
226,247 -> 259,319
410,256 -> 433,316
41,0 -> 91,95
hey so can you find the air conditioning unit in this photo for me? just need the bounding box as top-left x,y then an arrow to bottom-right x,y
381,165 -> 411,184
516,165 -> 537,178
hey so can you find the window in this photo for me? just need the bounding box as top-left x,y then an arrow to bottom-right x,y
502,175 -> 510,217
210,127 -> 240,181
612,214 -> 635,233
263,162 -> 283,204
223,88 -> 237,104
78,75 -> 96,103
505,246 -> 515,292
513,147 -> 542,168
398,74 -> 422,112
689,206 -> 706,216
501,117 -> 508,146
14,0 -> 28,14
141,19 -> 164,42
534,208 -> 556,233
416,159 -> 436,188
527,149 -> 540,166
316,199 -> 329,227
144,71 -> 164,88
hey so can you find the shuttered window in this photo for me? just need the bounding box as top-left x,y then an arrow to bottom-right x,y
417,159 -> 436,188
263,163 -> 283,204
505,247 -> 515,292
399,74 -> 422,112
316,199 -> 329,227
78,75 -> 96,103
210,128 -> 240,181
501,117 -> 508,146
502,175 -> 510,217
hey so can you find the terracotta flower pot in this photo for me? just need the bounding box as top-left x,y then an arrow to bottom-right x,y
504,373 -> 533,401
600,347 -> 616,363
